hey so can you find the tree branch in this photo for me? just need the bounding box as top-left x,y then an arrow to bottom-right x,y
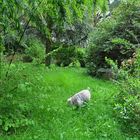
5,1 -> 43,78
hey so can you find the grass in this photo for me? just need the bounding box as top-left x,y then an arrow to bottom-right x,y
1,65 -> 139,140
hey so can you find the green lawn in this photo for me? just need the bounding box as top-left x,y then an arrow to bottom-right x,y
1,66 -> 139,140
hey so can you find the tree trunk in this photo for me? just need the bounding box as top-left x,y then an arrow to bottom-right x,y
45,38 -> 51,66
45,17 -> 53,66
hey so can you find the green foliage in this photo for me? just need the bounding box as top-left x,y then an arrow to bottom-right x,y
86,0 -> 140,76
1,0 -> 140,139
103,48 -> 140,135
0,63 -> 32,133
0,62 -> 47,134
112,49 -> 140,135
114,78 -> 140,135
52,46 -> 86,67
53,45 -> 77,67
0,38 -> 4,53
0,0 -> 30,54
76,48 -> 86,67
24,37 -> 45,65
0,0 -> 108,66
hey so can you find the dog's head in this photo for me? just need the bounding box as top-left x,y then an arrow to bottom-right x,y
67,97 -> 72,105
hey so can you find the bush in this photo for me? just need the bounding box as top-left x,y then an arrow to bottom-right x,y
86,0 -> 140,76
0,61 -> 46,134
0,37 -> 5,54
52,44 -> 86,67
114,78 -> 140,134
24,37 -> 45,64
52,45 -> 75,67
76,48 -> 86,67
0,63 -> 32,134
113,49 -> 140,135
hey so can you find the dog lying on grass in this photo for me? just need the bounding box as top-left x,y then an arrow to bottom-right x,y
67,87 -> 91,107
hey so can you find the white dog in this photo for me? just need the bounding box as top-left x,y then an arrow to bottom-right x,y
67,87 -> 91,107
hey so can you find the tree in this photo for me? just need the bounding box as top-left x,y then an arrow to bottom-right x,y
86,0 -> 140,77
0,0 -> 109,67
28,0 -> 109,66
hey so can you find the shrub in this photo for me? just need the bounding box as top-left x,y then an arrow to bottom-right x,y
0,61 -> 46,134
53,45 -> 77,67
86,0 -> 140,76
114,78 -> 140,134
24,37 -> 45,64
52,44 -> 86,67
113,49 -> 140,135
0,37 -> 5,54
76,48 -> 86,67
0,63 -> 32,134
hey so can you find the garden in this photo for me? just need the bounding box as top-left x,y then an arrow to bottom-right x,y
0,0 -> 140,139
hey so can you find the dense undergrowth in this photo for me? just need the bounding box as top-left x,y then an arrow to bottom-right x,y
113,49 -> 140,135
86,0 -> 140,77
0,63 -> 140,139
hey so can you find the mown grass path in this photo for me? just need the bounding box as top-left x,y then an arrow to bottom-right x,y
1,67 -> 138,140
